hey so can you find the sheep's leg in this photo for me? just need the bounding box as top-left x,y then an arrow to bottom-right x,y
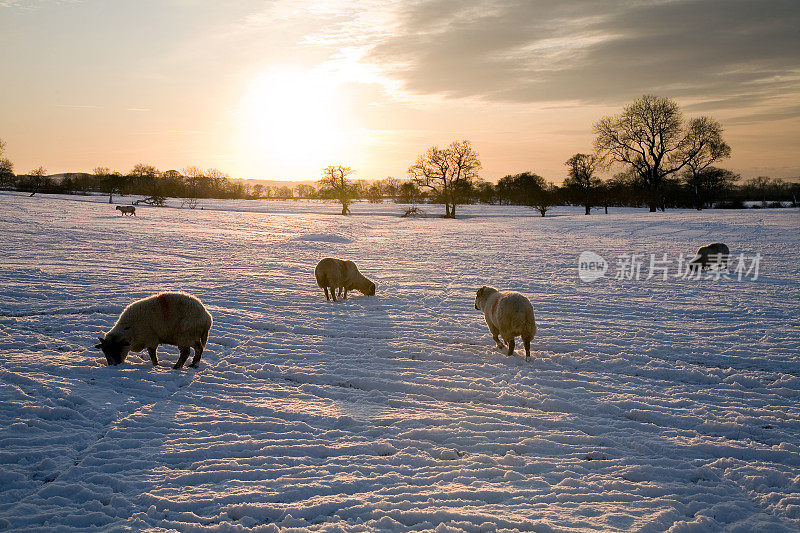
331,286 -> 337,302
523,338 -> 531,361
189,342 -> 203,368
493,335 -> 504,349
148,347 -> 158,366
174,347 -> 191,369
342,288 -> 348,299
506,338 -> 515,357
324,287 -> 331,301
488,323 -> 503,348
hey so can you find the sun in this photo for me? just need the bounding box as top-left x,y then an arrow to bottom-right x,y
236,66 -> 349,178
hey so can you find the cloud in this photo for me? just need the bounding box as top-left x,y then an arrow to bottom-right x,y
0,0 -> 79,9
356,0 -> 800,112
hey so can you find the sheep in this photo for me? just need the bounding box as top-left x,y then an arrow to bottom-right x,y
116,205 -> 136,216
474,286 -> 537,360
688,242 -> 730,271
95,292 -> 212,369
314,258 -> 376,301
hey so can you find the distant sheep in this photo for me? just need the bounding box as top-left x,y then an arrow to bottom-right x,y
315,258 -> 376,301
688,242 -> 730,271
96,292 -> 212,369
474,286 -> 536,360
116,205 -> 136,216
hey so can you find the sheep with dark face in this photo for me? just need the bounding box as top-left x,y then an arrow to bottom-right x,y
115,205 -> 135,216
474,286 -> 537,360
688,242 -> 730,271
314,258 -> 376,301
96,292 -> 212,369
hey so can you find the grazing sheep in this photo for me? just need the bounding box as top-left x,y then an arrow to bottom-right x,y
688,242 -> 730,271
474,286 -> 537,360
116,205 -> 136,216
314,258 -> 376,301
95,292 -> 212,369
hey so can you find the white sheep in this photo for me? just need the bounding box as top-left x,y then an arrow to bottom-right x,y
95,291 -> 212,369
314,258 -> 376,301
116,205 -> 136,216
688,242 -> 730,271
474,286 -> 537,360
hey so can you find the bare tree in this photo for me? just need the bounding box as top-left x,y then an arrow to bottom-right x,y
594,95 -> 730,212
365,183 -> 383,203
745,176 -> 771,206
295,184 -> 317,199
93,166 -> 115,203
564,153 -> 600,215
0,158 -> 13,186
681,117 -> 732,209
129,163 -> 159,179
0,139 -> 13,186
594,180 -> 612,214
682,166 -> 737,209
251,183 -> 265,199
205,168 -> 230,197
533,186 -> 554,217
396,180 -> 421,204
319,165 -> 358,215
408,140 -> 481,218
128,163 -> 164,203
27,166 -> 47,197
377,177 -> 401,199
182,166 -> 205,198
275,186 -> 293,199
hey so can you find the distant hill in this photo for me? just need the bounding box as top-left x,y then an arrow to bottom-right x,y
34,174 -> 315,188
230,178 -> 316,188
49,172 -> 93,181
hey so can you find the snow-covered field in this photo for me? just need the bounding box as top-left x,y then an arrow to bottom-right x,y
1,192 -> 798,532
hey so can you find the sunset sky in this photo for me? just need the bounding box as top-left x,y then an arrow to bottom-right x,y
1,0 -> 798,182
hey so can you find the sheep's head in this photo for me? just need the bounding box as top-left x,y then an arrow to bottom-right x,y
474,286 -> 497,310
95,334 -> 131,365
687,254 -> 704,270
364,281 -> 376,296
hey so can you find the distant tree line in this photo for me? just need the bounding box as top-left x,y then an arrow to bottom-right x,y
1,163 -> 274,204
1,94 -> 798,213
308,164 -> 798,217
1,154 -> 797,215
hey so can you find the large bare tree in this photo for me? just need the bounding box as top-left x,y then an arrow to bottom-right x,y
594,95 -> 731,212
408,140 -> 481,218
319,165 -> 358,215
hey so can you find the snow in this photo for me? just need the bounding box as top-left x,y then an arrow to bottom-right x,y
0,191 -> 798,531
